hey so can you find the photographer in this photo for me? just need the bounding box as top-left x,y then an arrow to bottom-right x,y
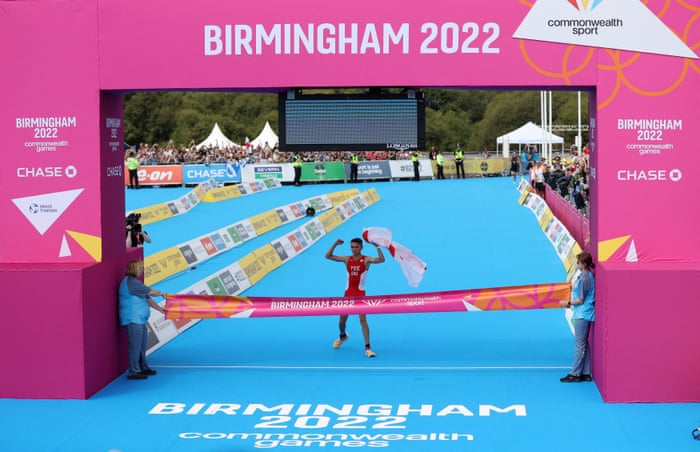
125,213 -> 151,247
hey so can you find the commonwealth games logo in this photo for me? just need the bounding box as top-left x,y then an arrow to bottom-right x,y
514,0 -> 697,59
565,0 -> 603,11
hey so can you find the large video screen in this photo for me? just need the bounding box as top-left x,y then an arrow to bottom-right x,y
279,90 -> 425,152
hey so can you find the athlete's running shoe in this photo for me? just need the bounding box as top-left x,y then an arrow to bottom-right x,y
333,334 -> 349,349
365,348 -> 376,358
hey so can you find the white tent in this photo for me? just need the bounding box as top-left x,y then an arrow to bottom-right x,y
496,121 -> 564,159
250,121 -> 279,150
496,121 -> 564,145
197,122 -> 237,149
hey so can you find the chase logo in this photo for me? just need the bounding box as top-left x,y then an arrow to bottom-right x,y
566,0 -> 603,11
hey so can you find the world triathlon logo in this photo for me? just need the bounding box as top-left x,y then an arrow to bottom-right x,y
566,0 -> 603,11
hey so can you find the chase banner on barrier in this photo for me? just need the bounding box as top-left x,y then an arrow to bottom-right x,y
182,163 -> 242,184
164,283 -> 571,320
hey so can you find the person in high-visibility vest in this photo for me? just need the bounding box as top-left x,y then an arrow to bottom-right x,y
293,152 -> 303,185
349,153 -> 359,182
436,151 -> 445,179
454,145 -> 465,179
411,152 -> 420,181
126,150 -> 140,189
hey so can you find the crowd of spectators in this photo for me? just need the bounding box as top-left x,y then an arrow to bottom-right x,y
126,139 -> 590,216
534,146 -> 590,217
126,140 -> 413,166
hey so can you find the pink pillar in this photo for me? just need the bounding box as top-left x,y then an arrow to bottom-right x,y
0,1 -> 131,399
593,263 -> 700,402
0,250 -> 140,399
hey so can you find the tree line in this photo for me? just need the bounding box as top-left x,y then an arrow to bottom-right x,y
124,89 -> 589,154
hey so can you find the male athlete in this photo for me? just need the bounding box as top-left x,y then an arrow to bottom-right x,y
325,237 -> 385,357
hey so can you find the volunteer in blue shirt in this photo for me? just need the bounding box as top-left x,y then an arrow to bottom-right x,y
559,252 -> 595,383
118,260 -> 168,380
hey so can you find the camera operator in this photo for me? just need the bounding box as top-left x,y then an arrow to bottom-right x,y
125,213 -> 151,247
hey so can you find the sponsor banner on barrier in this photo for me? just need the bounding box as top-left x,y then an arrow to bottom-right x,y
388,159 -> 434,179
144,248 -> 190,284
215,267 -> 243,295
182,163 -> 242,184
301,162 -> 345,182
164,282 -> 571,320
253,164 -> 284,179
241,164 -> 295,183
237,251 -> 266,286
239,180 -> 265,194
430,158 -> 509,178
130,203 -> 174,226
538,208 -> 554,230
226,220 -> 257,244
205,272 -> 229,296
230,262 -> 252,293
147,311 -> 177,344
202,185 -> 242,202
144,188 -> 350,285
518,187 -> 579,272
132,179 -> 217,226
516,179 -> 530,193
124,164 -> 183,186
254,244 -> 284,275
271,236 -> 297,262
522,191 -> 547,221
326,189 -> 361,206
464,158 -> 507,175
364,188 -> 380,205
202,177 -> 281,202
317,209 -> 344,233
249,210 -> 284,236
347,161 -> 392,180
543,216 -> 577,266
303,218 -> 326,242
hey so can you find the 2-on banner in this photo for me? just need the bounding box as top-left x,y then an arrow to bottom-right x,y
164,282 -> 571,320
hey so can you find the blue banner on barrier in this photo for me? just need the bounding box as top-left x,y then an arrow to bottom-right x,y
345,161 -> 392,180
183,163 -> 242,184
